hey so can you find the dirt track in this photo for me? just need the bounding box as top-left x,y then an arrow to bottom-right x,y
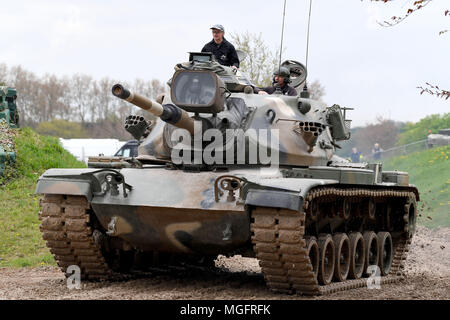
0,227 -> 449,300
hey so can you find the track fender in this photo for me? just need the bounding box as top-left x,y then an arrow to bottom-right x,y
243,178 -> 338,211
35,169 -> 104,201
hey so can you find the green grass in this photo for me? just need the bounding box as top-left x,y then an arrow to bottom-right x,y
0,127 -> 85,268
382,145 -> 450,228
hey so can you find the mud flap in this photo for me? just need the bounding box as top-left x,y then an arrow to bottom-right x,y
245,189 -> 303,212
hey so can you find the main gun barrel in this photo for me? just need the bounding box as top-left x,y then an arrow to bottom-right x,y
112,84 -> 196,135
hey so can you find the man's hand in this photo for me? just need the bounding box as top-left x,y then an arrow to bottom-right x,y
258,91 -> 268,95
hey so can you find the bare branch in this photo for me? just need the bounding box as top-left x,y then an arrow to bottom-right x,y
417,83 -> 450,100
368,0 -> 433,27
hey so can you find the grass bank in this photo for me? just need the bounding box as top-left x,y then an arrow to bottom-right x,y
0,127 -> 85,267
382,145 -> 449,228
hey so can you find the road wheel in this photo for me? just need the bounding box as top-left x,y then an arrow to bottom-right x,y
333,233 -> 351,282
377,232 -> 393,276
305,236 -> 319,279
363,231 -> 379,276
348,232 -> 365,279
318,234 -> 335,285
404,196 -> 417,238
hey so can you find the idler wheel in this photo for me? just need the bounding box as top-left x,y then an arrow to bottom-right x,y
305,236 -> 319,279
405,196 -> 417,238
333,233 -> 351,282
348,232 -> 365,279
318,234 -> 335,285
377,232 -> 393,276
363,231 -> 379,276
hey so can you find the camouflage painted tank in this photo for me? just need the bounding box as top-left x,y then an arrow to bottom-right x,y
0,86 -> 19,177
36,53 -> 419,295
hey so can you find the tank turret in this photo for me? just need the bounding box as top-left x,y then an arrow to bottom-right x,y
111,56 -> 351,168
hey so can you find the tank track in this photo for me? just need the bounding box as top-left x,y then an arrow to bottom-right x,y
39,195 -> 216,280
39,189 -> 414,294
39,195 -> 113,280
251,187 -> 414,295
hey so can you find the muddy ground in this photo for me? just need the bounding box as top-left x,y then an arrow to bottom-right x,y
0,227 -> 449,300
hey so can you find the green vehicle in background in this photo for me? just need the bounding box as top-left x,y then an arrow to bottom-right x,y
0,86 -> 19,177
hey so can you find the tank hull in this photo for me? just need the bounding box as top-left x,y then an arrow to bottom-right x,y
90,203 -> 250,255
36,164 -> 419,294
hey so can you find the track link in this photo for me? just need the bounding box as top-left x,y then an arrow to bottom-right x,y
39,195 -> 112,280
251,188 -> 414,295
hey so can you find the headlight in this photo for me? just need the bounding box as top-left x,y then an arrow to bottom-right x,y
171,70 -> 225,114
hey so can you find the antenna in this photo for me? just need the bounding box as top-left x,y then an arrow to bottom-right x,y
305,0 -> 313,70
278,0 -> 287,74
302,0 -> 313,96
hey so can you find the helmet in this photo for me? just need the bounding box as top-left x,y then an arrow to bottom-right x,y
273,67 -> 291,83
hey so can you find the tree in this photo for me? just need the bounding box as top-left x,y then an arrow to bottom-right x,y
70,74 -> 93,123
338,116 -> 405,158
7,65 -> 41,124
230,31 -> 326,101
92,77 -> 117,121
368,0 -> 449,100
1,63 -> 167,136
151,79 -> 166,100
309,80 -> 326,101
230,32 -> 280,87
0,63 -> 7,84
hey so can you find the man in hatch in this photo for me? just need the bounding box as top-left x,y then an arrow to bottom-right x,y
255,67 -> 297,96
202,24 -> 240,69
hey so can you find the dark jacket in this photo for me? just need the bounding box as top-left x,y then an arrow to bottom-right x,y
255,83 -> 297,96
202,38 -> 240,68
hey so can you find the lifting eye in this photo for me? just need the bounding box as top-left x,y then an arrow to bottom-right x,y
266,109 -> 276,124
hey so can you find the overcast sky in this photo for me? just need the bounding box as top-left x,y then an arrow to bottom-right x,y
1,0 -> 448,126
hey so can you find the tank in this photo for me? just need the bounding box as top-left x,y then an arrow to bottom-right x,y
36,53 -> 419,295
0,86 -> 19,177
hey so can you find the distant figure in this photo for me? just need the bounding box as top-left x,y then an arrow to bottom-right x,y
201,24 -> 240,69
350,147 -> 362,163
372,143 -> 383,160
